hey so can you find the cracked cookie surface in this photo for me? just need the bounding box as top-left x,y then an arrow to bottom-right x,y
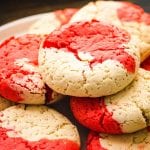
0,34 -> 63,104
28,8 -> 78,35
39,20 -> 140,97
70,67 -> 150,134
70,1 -> 150,62
87,128 -> 150,150
0,104 -> 80,150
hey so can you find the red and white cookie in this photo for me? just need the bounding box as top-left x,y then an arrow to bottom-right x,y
0,105 -> 80,150
28,8 -> 78,35
39,20 -> 140,97
0,34 -> 63,104
70,66 -> 150,133
87,128 -> 150,150
70,1 -> 150,62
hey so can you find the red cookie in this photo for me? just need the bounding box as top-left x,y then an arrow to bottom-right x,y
0,34 -> 63,104
87,128 -> 150,150
39,20 -> 140,97
70,67 -> 150,134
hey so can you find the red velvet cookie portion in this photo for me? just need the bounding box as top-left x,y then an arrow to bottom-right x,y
141,13 -> 150,25
43,20 -> 135,72
0,127 -> 79,150
86,131 -> 106,150
0,105 -> 80,150
70,68 -> 150,134
0,35 -> 40,102
117,2 -> 144,23
118,2 -> 150,26
70,97 -> 122,134
87,128 -> 150,150
70,1 -> 150,62
118,3 -> 150,60
0,35 -> 62,104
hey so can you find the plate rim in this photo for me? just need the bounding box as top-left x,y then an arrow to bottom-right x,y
0,12 -> 51,30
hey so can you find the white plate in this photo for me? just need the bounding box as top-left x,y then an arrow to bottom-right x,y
0,13 -> 49,41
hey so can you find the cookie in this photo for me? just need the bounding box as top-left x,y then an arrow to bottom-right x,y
28,8 -> 78,35
39,20 -> 140,97
70,67 -> 150,134
0,34 -> 63,104
0,104 -> 80,150
87,128 -> 150,150
70,1 -> 150,62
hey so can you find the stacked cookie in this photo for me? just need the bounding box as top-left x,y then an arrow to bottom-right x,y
83,56 -> 150,150
0,1 -> 150,149
68,1 -> 150,149
0,9 -> 81,149
70,1 -> 150,62
30,1 -> 150,149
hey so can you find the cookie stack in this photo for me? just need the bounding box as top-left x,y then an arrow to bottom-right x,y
0,9 -> 80,149
0,1 -> 150,149
68,1 -> 150,149
34,1 -> 150,149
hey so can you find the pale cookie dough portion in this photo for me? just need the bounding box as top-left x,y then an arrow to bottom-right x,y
70,1 -> 122,26
0,105 -> 80,149
28,8 -> 78,35
70,1 -> 150,62
87,129 -> 150,150
28,13 -> 61,35
106,68 -> 150,133
39,21 -> 140,97
40,50 -> 138,97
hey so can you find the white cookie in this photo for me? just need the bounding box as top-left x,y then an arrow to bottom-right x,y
39,20 -> 140,97
87,128 -> 150,150
0,105 -> 80,149
70,1 -> 150,62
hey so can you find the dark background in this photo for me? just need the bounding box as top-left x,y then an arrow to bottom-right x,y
0,0 -> 150,150
0,0 -> 150,25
